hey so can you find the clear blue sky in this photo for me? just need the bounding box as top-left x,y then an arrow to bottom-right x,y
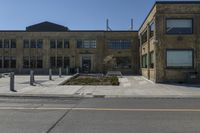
0,0 -> 164,30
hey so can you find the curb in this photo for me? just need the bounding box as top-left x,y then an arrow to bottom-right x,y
0,94 -> 86,99
0,93 -> 200,99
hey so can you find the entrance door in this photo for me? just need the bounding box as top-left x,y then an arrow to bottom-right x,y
82,56 -> 91,73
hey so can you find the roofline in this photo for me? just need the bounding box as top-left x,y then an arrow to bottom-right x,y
138,1 -> 200,32
138,2 -> 156,32
0,30 -> 138,33
155,1 -> 200,4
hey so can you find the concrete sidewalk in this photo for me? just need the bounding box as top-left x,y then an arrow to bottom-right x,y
0,75 -> 200,98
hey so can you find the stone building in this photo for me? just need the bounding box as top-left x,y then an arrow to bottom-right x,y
0,1 -> 200,83
139,1 -> 200,82
0,22 -> 139,75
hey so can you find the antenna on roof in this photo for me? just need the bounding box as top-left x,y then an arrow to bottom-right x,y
106,19 -> 112,31
129,18 -> 133,30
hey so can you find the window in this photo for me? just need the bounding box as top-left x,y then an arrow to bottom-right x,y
10,56 -> 16,68
64,57 -> 70,68
77,40 -> 97,48
115,57 -> 131,69
0,40 -> 2,48
37,56 -> 43,68
149,51 -> 154,68
166,50 -> 193,68
50,40 -> 56,48
4,39 -> 9,48
108,40 -> 131,49
150,22 -> 155,38
30,40 -> 36,48
11,39 -> 16,48
141,31 -> 147,44
37,39 -> 43,48
64,40 -> 70,48
0,56 -> 2,68
57,40 -> 63,48
4,56 -> 10,68
166,19 -> 193,34
142,54 -> 147,68
50,57 -> 56,68
57,56 -> 63,67
23,40 -> 29,48
30,56 -> 36,68
23,56 -> 29,68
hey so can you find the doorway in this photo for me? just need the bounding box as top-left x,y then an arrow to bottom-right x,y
82,56 -> 91,73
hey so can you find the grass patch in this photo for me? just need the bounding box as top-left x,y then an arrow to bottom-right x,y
64,76 -> 119,85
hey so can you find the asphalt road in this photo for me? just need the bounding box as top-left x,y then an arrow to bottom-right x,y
0,97 -> 200,133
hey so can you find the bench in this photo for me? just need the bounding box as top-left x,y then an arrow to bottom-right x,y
106,71 -> 123,77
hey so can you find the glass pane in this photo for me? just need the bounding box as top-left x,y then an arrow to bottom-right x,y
57,40 -> 63,48
23,40 -> 29,48
37,39 -> 43,48
77,40 -> 82,48
23,56 -> 29,68
57,57 -> 63,67
64,57 -> 70,68
167,50 -> 193,67
0,56 -> 2,68
115,57 -> 131,69
50,57 -> 56,68
30,56 -> 36,68
37,56 -> 43,68
10,56 -> 16,68
4,56 -> 10,68
64,40 -> 69,48
108,40 -> 131,49
50,40 -> 56,48
0,40 -> 2,48
30,40 -> 36,48
166,19 -> 192,34
4,39 -> 9,48
11,39 -> 16,48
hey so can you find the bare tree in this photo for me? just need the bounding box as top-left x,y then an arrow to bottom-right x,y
103,55 -> 116,71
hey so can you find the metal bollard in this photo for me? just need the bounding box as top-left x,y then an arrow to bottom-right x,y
76,68 -> 79,73
30,70 -> 34,85
59,67 -> 62,78
49,69 -> 52,80
10,72 -> 15,91
66,67 -> 69,75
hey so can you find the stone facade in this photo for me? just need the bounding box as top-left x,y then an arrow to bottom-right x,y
139,1 -> 200,83
0,31 -> 138,74
0,1 -> 200,83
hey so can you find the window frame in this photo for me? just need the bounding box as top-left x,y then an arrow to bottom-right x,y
0,56 -> 2,68
37,39 -> 43,49
142,54 -> 147,68
0,40 -> 2,48
23,40 -> 30,48
76,40 -> 97,49
149,21 -> 155,38
107,39 -> 131,49
64,40 -> 70,48
166,49 -> 194,69
141,30 -> 148,44
4,39 -> 10,48
165,18 -> 193,35
10,39 -> 16,48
